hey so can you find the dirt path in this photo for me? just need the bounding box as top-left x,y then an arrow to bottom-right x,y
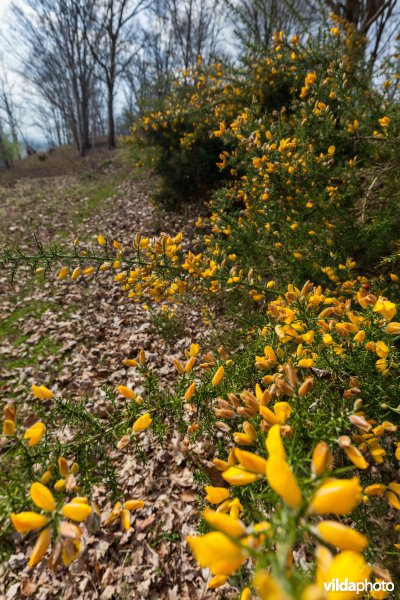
0,152 -> 232,599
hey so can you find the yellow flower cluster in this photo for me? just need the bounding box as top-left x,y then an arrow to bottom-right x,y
187,353 -> 398,596
10,477 -> 145,568
3,18 -> 400,597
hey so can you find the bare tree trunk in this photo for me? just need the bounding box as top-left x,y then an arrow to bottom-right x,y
84,0 -> 151,150
0,126 -> 11,169
107,86 -> 116,148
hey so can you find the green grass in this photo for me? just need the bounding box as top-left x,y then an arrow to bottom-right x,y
75,178 -> 120,221
0,299 -> 67,370
0,300 -> 53,334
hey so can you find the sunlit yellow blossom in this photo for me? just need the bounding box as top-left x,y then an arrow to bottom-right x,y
189,343 -> 200,357
298,358 -> 315,368
323,550 -> 371,598
233,421 -> 257,445
222,466 -> 258,486
184,382 -> 196,401
255,346 -> 277,370
30,482 -> 56,512
205,486 -> 230,504
354,330 -> 365,343
266,456 -> 302,509
316,521 -> 368,551
260,401 -> 292,425
11,512 -> 49,532
71,266 -> 81,280
212,366 -> 225,386
54,478 -> 66,492
378,116 -> 390,128
385,322 -> 400,335
58,266 -> 69,279
187,531 -> 246,575
240,587 -> 251,600
208,574 -> 228,589
387,491 -> 400,510
24,422 -> 46,446
29,527 -> 51,568
203,509 -> 245,537
344,445 -> 369,469
254,570 -> 290,600
364,484 -> 386,497
132,413 -> 152,432
124,499 -> 145,510
310,477 -> 362,514
375,341 -> 389,358
62,502 -> 92,521
120,509 -> 131,530
373,297 -> 396,321
117,385 -> 136,400
40,469 -> 52,485
32,384 -> 54,400
235,448 -> 268,474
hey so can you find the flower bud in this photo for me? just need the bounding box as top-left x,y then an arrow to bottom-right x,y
298,377 -> 314,397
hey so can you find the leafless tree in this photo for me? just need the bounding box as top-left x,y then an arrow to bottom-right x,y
123,0 -> 226,117
319,0 -> 399,68
11,0 -> 100,155
227,0 -> 313,50
228,0 -> 398,68
82,0 -> 152,149
163,0 -> 225,69
0,76 -> 19,150
0,70 -> 21,168
123,6 -> 176,113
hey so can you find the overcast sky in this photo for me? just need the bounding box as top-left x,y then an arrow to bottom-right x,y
0,0 -> 43,144
0,0 -> 11,19
0,0 -> 130,147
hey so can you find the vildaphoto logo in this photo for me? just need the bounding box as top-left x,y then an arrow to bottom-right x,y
323,579 -> 394,594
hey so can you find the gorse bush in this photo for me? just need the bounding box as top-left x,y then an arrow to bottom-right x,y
2,17 -> 400,599
129,58 -> 240,207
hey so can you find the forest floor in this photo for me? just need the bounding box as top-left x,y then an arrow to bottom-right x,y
0,144 -> 233,600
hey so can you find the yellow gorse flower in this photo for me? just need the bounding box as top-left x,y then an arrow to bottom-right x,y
187,531 -> 246,576
373,297 -> 396,321
62,501 -> 92,522
29,527 -> 51,568
205,486 -> 230,504
132,412 -> 152,432
310,477 -> 362,514
117,385 -> 136,400
311,441 -> 333,477
266,455 -> 302,509
222,466 -> 258,486
31,384 -> 54,400
184,382 -> 196,401
57,266 -> 69,279
3,410 -> 16,435
23,422 -> 46,446
11,512 -> 49,532
316,520 -> 368,551
203,509 -> 245,538
30,482 -> 56,512
265,424 -> 286,460
212,365 -> 225,386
